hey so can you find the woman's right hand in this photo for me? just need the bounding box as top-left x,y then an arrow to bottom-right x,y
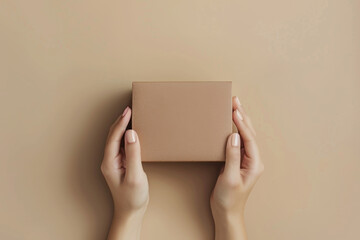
101,106 -> 149,240
210,96 -> 264,240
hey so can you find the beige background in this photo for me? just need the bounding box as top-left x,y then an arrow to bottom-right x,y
1,0 -> 359,239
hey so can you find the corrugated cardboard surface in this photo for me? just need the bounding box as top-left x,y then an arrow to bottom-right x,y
1,1 -> 359,240
132,81 -> 232,162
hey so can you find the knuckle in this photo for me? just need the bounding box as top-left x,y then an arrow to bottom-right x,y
227,179 -> 241,188
243,138 -> 255,145
222,175 -> 241,188
100,163 -> 111,176
244,134 -> 257,143
100,164 -> 107,175
125,175 -> 144,187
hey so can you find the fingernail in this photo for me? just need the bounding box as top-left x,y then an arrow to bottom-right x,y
126,130 -> 136,143
122,106 -> 130,117
231,133 -> 240,147
235,109 -> 243,120
235,96 -> 241,106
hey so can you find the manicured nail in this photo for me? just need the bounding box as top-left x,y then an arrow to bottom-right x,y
235,96 -> 241,106
126,130 -> 136,143
235,109 -> 243,120
232,133 -> 240,147
122,106 -> 130,117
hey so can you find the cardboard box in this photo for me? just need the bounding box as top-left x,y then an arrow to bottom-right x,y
132,81 -> 232,162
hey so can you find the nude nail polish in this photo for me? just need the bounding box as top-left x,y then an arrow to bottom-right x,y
122,106 -> 130,117
232,133 -> 240,147
235,109 -> 243,120
235,96 -> 241,106
126,130 -> 136,143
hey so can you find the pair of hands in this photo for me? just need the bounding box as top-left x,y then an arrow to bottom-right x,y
101,96 -> 264,240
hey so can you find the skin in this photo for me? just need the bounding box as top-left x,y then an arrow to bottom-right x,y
101,107 -> 149,240
101,96 -> 264,240
210,96 -> 264,240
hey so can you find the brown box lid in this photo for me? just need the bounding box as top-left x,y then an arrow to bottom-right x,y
132,81 -> 232,162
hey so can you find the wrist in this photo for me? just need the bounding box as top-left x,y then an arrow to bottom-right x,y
113,208 -> 145,227
211,204 -> 245,223
108,209 -> 145,240
213,211 -> 245,227
213,212 -> 247,240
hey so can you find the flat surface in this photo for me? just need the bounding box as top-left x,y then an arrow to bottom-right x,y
132,81 -> 232,162
1,1 -> 360,240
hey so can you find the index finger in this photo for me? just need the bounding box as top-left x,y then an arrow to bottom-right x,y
233,108 -> 261,170
104,106 -> 131,159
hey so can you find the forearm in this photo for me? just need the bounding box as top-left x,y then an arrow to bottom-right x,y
214,213 -> 247,240
107,212 -> 144,240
